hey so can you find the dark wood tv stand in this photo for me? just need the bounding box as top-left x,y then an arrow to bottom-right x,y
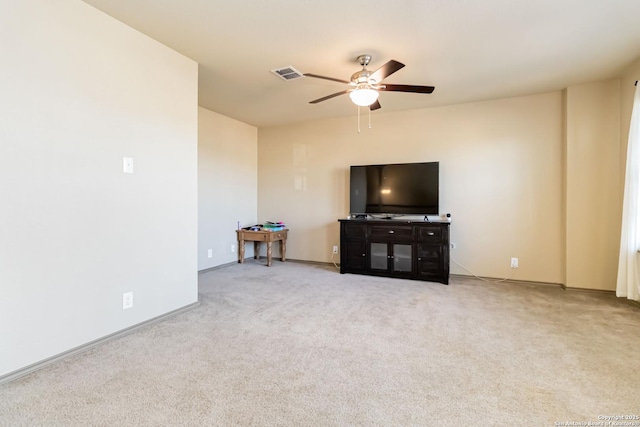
338,218 -> 450,284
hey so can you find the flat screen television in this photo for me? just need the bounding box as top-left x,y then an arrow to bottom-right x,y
350,161 -> 439,216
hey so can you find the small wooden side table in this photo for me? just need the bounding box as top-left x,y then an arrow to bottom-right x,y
236,229 -> 288,267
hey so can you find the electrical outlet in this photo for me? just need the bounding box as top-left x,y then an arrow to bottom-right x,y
511,257 -> 519,268
122,292 -> 133,310
332,245 -> 339,254
207,249 -> 213,258
231,244 -> 235,253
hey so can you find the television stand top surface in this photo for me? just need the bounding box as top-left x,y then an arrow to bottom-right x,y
341,216 -> 450,224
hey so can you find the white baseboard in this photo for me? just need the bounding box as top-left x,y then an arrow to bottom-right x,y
0,301 -> 200,385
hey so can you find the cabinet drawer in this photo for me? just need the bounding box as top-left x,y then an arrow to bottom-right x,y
343,223 -> 366,240
417,226 -> 444,243
271,231 -> 286,240
370,225 -> 413,241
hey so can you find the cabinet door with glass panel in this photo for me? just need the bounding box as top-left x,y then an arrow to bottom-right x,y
368,225 -> 414,277
369,242 -> 413,274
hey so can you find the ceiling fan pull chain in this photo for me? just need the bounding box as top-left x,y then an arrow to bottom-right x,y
357,105 -> 361,133
368,107 -> 372,129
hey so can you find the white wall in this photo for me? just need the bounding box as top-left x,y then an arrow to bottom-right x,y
198,107 -> 258,269
0,1 -> 198,377
258,92 -> 565,284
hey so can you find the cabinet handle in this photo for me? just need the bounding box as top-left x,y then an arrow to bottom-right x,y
362,253 -> 365,257
418,257 -> 422,261
388,230 -> 395,234
427,232 -> 435,236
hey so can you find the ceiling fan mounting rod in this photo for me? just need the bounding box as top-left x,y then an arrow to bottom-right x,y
352,54 -> 373,84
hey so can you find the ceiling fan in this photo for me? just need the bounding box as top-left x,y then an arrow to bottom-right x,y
304,54 -> 435,110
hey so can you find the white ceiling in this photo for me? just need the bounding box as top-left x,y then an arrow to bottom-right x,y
80,0 -> 640,128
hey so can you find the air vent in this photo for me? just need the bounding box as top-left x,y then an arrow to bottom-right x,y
271,66 -> 304,81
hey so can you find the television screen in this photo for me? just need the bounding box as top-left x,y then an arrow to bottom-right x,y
350,162 -> 439,216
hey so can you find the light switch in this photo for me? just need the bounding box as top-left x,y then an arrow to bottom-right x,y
123,157 -> 134,174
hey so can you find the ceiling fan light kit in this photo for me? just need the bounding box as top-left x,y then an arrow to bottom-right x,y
349,86 -> 379,106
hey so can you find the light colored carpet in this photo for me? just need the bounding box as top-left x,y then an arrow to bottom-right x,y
1,261 -> 639,426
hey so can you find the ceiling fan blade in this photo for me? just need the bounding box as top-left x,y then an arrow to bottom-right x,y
380,84 -> 435,94
304,73 -> 350,84
369,60 -> 405,83
369,100 -> 381,111
309,90 -> 350,104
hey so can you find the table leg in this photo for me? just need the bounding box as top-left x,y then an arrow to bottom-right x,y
281,239 -> 286,262
267,241 -> 273,267
254,242 -> 259,259
238,239 -> 245,263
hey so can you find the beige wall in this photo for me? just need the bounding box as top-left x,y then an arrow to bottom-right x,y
620,58 -> 640,172
198,107 -> 258,270
564,80 -> 621,290
258,92 -> 565,284
0,1 -> 198,377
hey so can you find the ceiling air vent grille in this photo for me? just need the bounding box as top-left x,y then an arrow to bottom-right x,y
271,66 -> 304,81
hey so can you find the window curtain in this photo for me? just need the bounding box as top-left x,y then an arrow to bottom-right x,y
616,84 -> 640,301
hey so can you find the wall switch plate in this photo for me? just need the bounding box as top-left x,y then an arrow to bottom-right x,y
511,257 -> 519,268
207,249 -> 213,258
332,245 -> 339,254
122,292 -> 133,310
231,244 -> 235,253
123,157 -> 134,174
